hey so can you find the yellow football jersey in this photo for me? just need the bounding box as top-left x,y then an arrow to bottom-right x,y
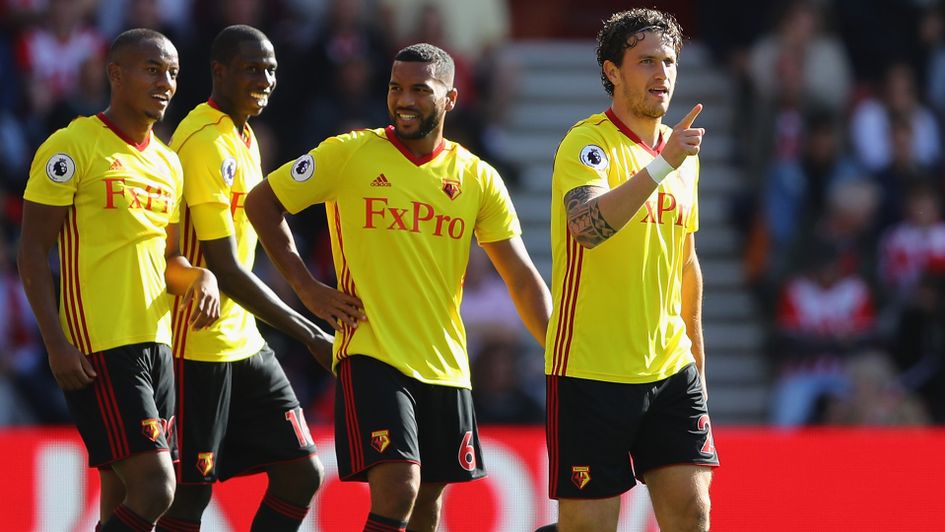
169,101 -> 266,362
545,110 -> 700,383
24,114 -> 181,354
269,127 -> 520,388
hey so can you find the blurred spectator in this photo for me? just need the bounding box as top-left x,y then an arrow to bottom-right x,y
873,114 -> 938,232
745,49 -> 807,179
0,233 -> 69,424
769,244 -> 877,426
833,0 -> 923,84
747,1 -> 852,114
14,0 -> 106,122
283,0 -> 391,160
381,0 -> 510,59
919,5 -> 945,119
878,183 -> 945,298
45,53 -> 108,133
824,351 -> 930,426
759,111 -> 861,281
303,54 -> 388,142
0,35 -> 30,194
850,61 -> 942,173
889,274 -> 945,422
96,0 -> 191,40
471,340 -> 543,424
308,0 -> 391,100
803,179 -> 882,280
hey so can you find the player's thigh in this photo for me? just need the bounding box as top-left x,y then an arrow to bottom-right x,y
546,375 -> 638,500
174,357 -> 232,484
221,346 -> 317,480
64,344 -> 174,468
643,464 -> 712,530
631,364 -> 718,480
558,496 -> 621,532
335,355 -> 420,481
415,384 -> 485,483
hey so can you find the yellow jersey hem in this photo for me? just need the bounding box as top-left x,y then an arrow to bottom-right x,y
87,334 -> 172,354
550,358 -> 693,384
180,338 -> 266,362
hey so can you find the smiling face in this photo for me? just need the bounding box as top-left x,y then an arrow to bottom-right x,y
110,37 -> 179,122
387,60 -> 456,141
605,30 -> 677,120
213,38 -> 277,119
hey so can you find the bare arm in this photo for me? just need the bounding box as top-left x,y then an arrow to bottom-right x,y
244,180 -> 365,330
566,104 -> 704,249
18,200 -> 97,390
681,232 -> 707,398
480,237 -> 552,347
200,235 -> 333,371
164,223 -> 220,330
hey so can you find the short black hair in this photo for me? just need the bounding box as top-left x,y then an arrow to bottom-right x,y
211,25 -> 270,65
393,43 -> 455,86
596,8 -> 684,97
107,28 -> 170,63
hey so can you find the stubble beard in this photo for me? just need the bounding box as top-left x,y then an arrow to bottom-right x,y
390,110 -> 441,140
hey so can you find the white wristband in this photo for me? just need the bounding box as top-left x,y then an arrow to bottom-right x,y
645,155 -> 674,184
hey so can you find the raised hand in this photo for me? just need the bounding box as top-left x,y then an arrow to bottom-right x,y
661,103 -> 704,168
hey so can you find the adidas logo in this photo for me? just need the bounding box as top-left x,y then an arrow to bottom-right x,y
109,159 -> 124,170
371,174 -> 391,187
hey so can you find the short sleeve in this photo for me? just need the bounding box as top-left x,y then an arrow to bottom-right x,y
24,129 -> 84,206
176,134 -> 235,237
268,134 -> 355,215
178,134 -> 232,209
552,128 -> 611,198
474,160 -> 521,244
189,203 -> 234,241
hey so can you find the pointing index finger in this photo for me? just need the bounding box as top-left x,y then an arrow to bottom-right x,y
675,103 -> 703,130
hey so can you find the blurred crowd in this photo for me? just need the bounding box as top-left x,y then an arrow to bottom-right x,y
706,0 -> 945,426
2,0 -> 944,429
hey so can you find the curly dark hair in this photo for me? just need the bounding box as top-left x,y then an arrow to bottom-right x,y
596,8 -> 684,97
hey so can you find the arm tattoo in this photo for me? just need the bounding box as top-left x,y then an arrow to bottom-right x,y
565,186 -> 616,247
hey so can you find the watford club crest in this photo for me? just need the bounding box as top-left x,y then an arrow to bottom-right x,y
571,466 -> 591,490
140,418 -> 162,442
371,430 -> 391,453
441,178 -> 462,200
196,452 -> 215,476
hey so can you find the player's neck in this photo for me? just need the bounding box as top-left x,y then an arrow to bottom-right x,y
399,129 -> 444,158
209,94 -> 249,132
101,106 -> 153,145
609,103 -> 662,149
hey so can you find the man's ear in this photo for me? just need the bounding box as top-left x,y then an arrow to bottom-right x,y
445,87 -> 458,112
211,60 -> 225,83
106,62 -> 121,86
603,59 -> 620,88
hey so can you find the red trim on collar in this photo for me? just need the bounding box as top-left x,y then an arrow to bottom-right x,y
207,99 -> 251,148
96,113 -> 151,151
384,125 -> 445,166
604,108 -> 666,156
